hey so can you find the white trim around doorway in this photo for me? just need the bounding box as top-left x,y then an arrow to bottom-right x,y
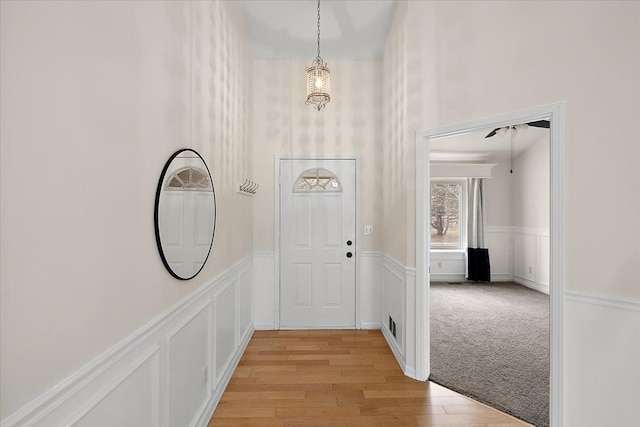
415,103 -> 565,426
274,155 -> 363,330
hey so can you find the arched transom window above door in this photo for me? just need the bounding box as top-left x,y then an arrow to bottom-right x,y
293,168 -> 343,192
165,167 -> 212,191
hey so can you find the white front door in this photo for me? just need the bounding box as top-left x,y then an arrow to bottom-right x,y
279,159 -> 356,328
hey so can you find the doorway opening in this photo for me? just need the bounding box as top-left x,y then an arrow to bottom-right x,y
414,103 -> 565,426
428,123 -> 550,426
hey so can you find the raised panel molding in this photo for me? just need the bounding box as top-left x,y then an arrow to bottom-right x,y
429,251 -> 466,282
485,226 -> 513,280
0,256 -> 254,427
381,254 -> 409,375
514,232 -> 536,280
166,301 -> 212,427
512,227 -> 549,295
214,281 -> 238,383
238,267 -> 253,339
426,227 -> 549,293
253,252 -> 276,330
360,251 -> 383,329
70,346 -> 160,427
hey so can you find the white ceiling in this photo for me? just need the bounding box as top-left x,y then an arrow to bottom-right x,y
240,0 -> 396,60
430,126 -> 550,163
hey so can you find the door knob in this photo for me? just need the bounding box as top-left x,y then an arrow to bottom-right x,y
346,240 -> 353,246
346,252 -> 353,258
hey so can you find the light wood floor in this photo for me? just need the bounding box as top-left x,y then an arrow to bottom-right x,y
208,330 -> 531,427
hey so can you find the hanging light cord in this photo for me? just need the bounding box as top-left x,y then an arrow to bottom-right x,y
510,127 -> 515,174
316,0 -> 321,60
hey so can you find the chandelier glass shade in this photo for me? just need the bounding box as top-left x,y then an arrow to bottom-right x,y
306,0 -> 330,111
306,58 -> 330,111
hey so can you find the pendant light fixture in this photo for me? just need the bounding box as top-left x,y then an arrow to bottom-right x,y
305,0 -> 330,111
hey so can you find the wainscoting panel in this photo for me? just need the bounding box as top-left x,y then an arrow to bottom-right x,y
167,302 -> 211,427
253,252 -> 276,329
360,252 -> 382,329
429,227 -> 515,283
381,254 -> 407,371
1,256 -> 254,427
514,232 -> 536,281
73,347 -> 160,427
538,235 -> 550,287
513,227 -> 549,294
564,292 -> 640,427
426,228 -> 549,292
238,267 -> 253,341
429,251 -> 465,282
485,226 -> 513,281
214,281 -> 237,384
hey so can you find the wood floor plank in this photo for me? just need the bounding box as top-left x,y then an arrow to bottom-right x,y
212,407 -> 276,418
208,418 -> 285,427
282,415 -> 419,426
259,391 -> 305,400
208,331 -> 530,427
416,413 -> 518,425
275,406 -> 361,417
218,398 -> 337,408
359,404 -> 447,416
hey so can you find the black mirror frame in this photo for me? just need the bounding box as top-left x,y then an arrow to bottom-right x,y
154,148 -> 216,280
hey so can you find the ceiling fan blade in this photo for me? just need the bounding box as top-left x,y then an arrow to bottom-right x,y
526,120 -> 550,129
485,128 -> 499,138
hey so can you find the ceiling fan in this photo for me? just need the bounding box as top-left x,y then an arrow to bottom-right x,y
484,120 -> 550,138
483,119 -> 550,173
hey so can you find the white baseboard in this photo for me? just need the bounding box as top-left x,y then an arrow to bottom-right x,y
253,323 -> 276,330
514,275 -> 549,295
1,256 -> 254,427
430,274 -> 466,282
490,273 -> 513,282
381,253 -> 412,376
360,322 -> 381,329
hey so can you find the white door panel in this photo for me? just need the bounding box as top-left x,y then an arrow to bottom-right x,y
158,157 -> 214,278
280,159 -> 356,328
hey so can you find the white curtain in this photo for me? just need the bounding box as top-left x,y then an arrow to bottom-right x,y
468,178 -> 486,248
467,178 -> 490,281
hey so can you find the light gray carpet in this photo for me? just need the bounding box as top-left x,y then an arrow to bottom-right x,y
429,282 -> 549,427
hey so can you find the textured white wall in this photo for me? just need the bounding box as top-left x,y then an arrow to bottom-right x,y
512,135 -> 550,232
0,0 -> 253,417
252,60 -> 383,252
484,161 -> 513,228
385,0 -> 640,300
384,1 -> 640,423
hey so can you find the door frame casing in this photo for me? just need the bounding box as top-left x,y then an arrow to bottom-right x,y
274,155 -> 362,330
415,103 -> 565,426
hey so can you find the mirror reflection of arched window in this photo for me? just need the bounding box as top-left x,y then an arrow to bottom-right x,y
165,167 -> 212,191
155,149 -> 216,281
293,168 -> 342,192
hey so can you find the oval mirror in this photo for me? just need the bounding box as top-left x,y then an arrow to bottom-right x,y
154,149 -> 216,280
